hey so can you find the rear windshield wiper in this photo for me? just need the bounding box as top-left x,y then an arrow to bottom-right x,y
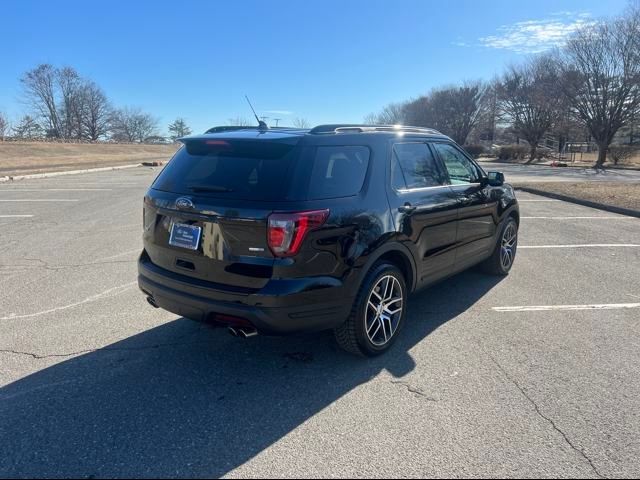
187,185 -> 234,193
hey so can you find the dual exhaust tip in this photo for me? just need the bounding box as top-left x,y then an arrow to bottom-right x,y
228,326 -> 258,339
147,296 -> 257,338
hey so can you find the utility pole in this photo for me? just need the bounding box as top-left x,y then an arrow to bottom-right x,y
274,118 -> 281,127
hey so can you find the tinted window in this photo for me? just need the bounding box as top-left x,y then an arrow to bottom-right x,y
152,140 -> 296,200
307,146 -> 369,199
433,143 -> 480,185
392,143 -> 444,189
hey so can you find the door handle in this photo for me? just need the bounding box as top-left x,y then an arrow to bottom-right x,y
398,203 -> 417,213
459,196 -> 473,205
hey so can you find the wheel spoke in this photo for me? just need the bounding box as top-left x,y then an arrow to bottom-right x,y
368,320 -> 382,340
385,306 -> 402,315
380,316 -> 388,342
382,277 -> 392,302
385,296 -> 402,307
383,314 -> 396,337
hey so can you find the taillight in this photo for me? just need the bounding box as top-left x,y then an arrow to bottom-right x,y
267,209 -> 329,257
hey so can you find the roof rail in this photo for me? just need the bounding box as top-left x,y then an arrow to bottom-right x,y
205,125 -> 257,134
308,124 -> 443,135
205,125 -> 310,134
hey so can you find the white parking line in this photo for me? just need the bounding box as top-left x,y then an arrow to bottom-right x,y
40,182 -> 141,186
517,199 -> 560,202
521,216 -> 631,220
519,244 -> 640,249
0,215 -> 34,218
493,303 -> 640,312
0,199 -> 79,202
0,189 -> 112,192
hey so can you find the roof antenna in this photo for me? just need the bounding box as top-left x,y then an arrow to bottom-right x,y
245,95 -> 269,131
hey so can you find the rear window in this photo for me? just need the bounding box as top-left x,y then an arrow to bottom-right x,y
152,140 -> 297,200
392,143 -> 445,189
307,146 -> 370,200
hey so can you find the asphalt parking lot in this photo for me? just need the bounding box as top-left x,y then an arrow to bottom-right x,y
1,167 -> 639,478
479,160 -> 640,183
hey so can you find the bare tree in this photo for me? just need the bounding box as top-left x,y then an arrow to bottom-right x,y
168,118 -> 192,141
470,79 -> 500,144
0,112 -> 9,141
81,82 -> 111,141
110,107 -> 159,142
364,102 -> 407,125
226,117 -> 252,126
498,56 -> 563,163
20,64 -> 116,141
21,64 -> 61,138
558,6 -> 640,168
57,66 -> 84,139
402,83 -> 486,145
292,117 -> 310,128
13,115 -> 43,139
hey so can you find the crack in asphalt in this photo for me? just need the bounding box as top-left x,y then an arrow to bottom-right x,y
0,282 -> 137,320
390,380 -> 438,401
0,325 -> 210,361
0,321 -> 209,361
0,341 -> 209,360
486,353 -> 606,479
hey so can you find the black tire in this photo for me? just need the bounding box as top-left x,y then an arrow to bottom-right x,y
480,217 -> 518,275
334,262 -> 407,357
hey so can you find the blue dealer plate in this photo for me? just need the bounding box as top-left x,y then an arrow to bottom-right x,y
169,223 -> 202,250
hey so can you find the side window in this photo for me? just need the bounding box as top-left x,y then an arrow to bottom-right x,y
307,146 -> 370,199
432,143 -> 480,185
392,143 -> 444,190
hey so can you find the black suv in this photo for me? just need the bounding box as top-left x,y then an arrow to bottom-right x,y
138,124 -> 519,356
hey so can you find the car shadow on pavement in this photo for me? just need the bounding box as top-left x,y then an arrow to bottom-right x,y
0,271 -> 503,478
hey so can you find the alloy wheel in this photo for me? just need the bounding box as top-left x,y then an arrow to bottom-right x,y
500,222 -> 517,270
365,275 -> 403,346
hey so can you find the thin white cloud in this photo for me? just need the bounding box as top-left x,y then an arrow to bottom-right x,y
477,12 -> 594,54
451,36 -> 469,48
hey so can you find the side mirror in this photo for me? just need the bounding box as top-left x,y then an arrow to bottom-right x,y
487,171 -> 505,186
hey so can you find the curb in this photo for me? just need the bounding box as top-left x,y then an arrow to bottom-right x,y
515,186 -> 640,219
3,163 -> 143,182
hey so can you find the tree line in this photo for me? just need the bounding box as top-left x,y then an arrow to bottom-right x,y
365,2 -> 640,168
0,64 -> 192,143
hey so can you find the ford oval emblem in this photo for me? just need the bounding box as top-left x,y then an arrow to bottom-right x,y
175,197 -> 194,210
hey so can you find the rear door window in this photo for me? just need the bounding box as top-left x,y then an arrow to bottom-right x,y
307,146 -> 370,200
152,140 -> 297,200
392,143 -> 445,189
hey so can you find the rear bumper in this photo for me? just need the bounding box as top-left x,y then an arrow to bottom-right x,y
138,252 -> 354,335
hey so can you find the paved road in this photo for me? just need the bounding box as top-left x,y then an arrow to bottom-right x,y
479,160 -> 640,183
1,168 -> 639,478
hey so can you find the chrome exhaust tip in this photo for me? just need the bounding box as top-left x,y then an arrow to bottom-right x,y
146,296 -> 159,309
238,328 -> 258,338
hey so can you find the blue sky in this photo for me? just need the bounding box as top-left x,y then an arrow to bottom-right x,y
0,0 -> 629,134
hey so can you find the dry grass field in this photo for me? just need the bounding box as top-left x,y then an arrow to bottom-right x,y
0,142 -> 180,176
